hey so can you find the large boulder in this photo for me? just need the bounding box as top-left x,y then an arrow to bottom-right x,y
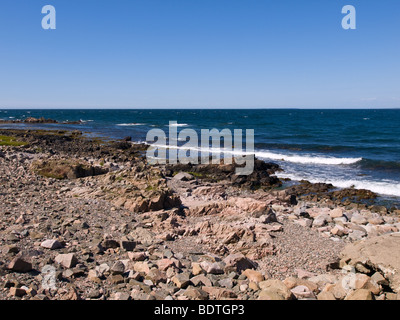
340,233 -> 400,293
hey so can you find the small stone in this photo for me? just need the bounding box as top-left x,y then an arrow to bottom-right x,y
127,252 -> 147,261
183,287 -> 208,300
40,239 -> 63,250
163,249 -> 174,258
330,208 -> 343,218
88,269 -> 102,283
324,283 -> 347,300
385,292 -> 399,300
191,262 -> 203,276
130,288 -> 153,300
331,225 -> 346,236
101,239 -> 120,249
128,271 -> 142,281
87,289 -> 102,299
6,234 -> 20,242
113,292 -> 130,300
283,277 -> 318,293
97,263 -> 110,276
312,214 -> 329,227
248,282 -> 259,291
7,257 -> 32,273
171,273 -> 191,289
240,284 -> 249,292
143,279 -> 154,287
146,269 -> 167,284
258,280 -> 294,300
259,209 -> 278,223
348,230 -> 367,241
294,218 -> 313,228
157,259 -> 176,271
166,267 -> 175,278
2,245 -> 20,255
352,274 -> 381,295
55,253 -> 78,268
368,217 -> 385,225
190,275 -> 213,287
15,215 -> 25,224
290,285 -> 315,299
334,217 -> 348,225
218,278 -> 234,289
173,172 -> 194,181
317,291 -> 336,300
120,240 -> 136,251
345,289 -> 374,300
170,258 -> 183,269
9,287 -> 27,297
351,214 -> 368,225
202,286 -> 237,299
26,287 -> 37,297
62,269 -> 75,278
111,261 -> 125,275
223,253 -> 257,273
242,269 -> 264,283
109,274 -> 125,285
371,272 -> 389,286
31,294 -> 48,300
200,261 -> 224,275
354,262 -> 370,274
296,269 -> 316,279
133,261 -> 150,274
258,290 -> 285,300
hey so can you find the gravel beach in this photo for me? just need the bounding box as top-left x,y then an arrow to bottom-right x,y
1,128 -> 399,300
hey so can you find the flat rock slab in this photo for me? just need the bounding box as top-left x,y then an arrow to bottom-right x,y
340,233 -> 400,293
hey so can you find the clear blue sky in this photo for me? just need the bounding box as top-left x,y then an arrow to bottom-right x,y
0,0 -> 399,109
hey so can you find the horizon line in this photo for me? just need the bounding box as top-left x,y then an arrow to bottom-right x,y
1,107 -> 400,110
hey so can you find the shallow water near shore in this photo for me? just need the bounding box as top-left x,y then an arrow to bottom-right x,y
1,108 -> 400,203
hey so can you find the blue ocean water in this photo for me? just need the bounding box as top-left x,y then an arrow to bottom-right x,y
1,109 -> 400,198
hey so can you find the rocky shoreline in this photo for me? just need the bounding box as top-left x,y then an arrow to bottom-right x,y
0,117 -> 81,125
0,128 -> 399,300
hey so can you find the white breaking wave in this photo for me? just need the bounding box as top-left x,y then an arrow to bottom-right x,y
278,172 -> 400,197
167,123 -> 189,127
255,151 -> 362,165
143,143 -> 361,166
116,123 -> 146,126
138,141 -> 398,197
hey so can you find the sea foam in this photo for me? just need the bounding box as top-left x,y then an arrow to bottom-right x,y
278,172 -> 400,197
255,151 -> 362,165
116,123 -> 146,126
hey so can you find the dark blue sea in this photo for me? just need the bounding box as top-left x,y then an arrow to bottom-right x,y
1,109 -> 400,200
